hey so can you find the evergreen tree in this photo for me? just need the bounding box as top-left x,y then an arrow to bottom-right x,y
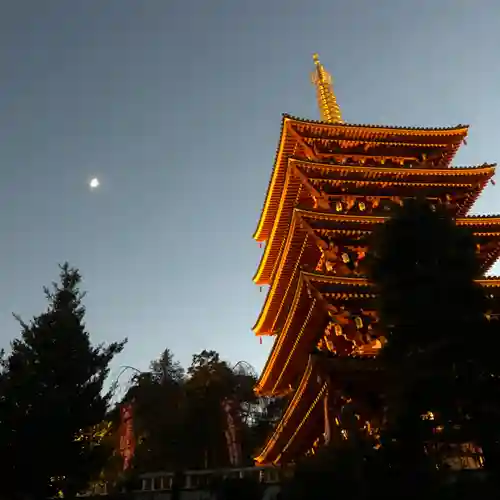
0,263 -> 126,499
127,348 -> 187,473
366,198 -> 500,478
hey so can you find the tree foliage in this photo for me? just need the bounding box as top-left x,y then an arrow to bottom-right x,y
126,348 -> 186,473
0,263 -> 126,499
366,198 -> 500,478
123,348 -> 261,476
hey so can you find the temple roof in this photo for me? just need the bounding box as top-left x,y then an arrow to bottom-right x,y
255,273 -> 330,396
300,210 -> 500,229
256,352 -> 382,465
256,272 -> 500,396
255,356 -> 326,465
253,154 -> 494,286
254,210 -> 500,336
254,115 -> 471,244
308,274 -> 500,288
293,158 -> 496,179
282,114 -> 469,133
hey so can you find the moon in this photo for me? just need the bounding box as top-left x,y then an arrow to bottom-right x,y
89,178 -> 100,189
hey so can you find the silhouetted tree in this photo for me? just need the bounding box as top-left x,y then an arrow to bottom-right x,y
122,349 -> 258,475
0,263 -> 126,499
128,348 -> 187,472
185,350 -> 242,469
366,198 -> 500,483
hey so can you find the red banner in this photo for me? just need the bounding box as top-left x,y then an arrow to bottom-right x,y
119,403 -> 135,470
222,398 -> 242,467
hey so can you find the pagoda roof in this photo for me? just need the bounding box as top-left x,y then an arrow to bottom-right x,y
254,115 -> 470,244
282,114 -> 469,134
304,274 -> 500,289
293,158 -> 496,179
256,272 -> 500,396
253,157 -> 494,286
301,210 -> 500,230
256,272 -> 333,396
255,356 -> 327,465
256,352 -> 381,465
254,209 -> 500,336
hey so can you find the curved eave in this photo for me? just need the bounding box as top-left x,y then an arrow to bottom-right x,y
283,114 -> 469,136
300,273 -> 500,288
254,210 -> 500,336
253,166 -> 303,286
256,357 -> 326,465
255,359 -> 314,464
254,168 -> 493,286
291,158 -> 496,179
296,209 -> 500,228
310,178 -> 484,190
256,273 -> 500,395
273,382 -> 326,465
256,273 -> 377,396
254,115 -> 470,244
254,116 -> 292,242
253,212 -> 308,335
255,273 -> 321,396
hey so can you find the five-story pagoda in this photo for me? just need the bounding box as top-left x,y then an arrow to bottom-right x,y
252,54 -> 500,465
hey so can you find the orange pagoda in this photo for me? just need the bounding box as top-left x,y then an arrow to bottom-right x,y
252,54 -> 500,466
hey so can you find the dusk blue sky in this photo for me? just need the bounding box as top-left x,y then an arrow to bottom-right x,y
1,0 -> 500,381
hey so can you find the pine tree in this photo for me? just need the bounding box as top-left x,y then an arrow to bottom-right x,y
127,348 -> 187,473
0,263 -> 126,498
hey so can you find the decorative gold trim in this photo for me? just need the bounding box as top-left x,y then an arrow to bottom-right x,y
253,117 -> 292,242
271,298 -> 317,394
255,275 -> 309,394
291,158 -> 495,177
253,162 -> 299,284
275,382 -> 328,464
255,359 -> 315,464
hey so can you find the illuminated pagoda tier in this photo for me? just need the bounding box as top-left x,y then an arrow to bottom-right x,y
252,54 -> 500,466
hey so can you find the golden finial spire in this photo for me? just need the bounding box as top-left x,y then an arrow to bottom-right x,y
311,53 -> 343,123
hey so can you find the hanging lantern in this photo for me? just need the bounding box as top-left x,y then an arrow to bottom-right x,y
358,201 -> 366,211
334,324 -> 343,336
341,253 -> 350,263
326,338 -> 334,352
336,201 -> 343,212
354,316 -> 363,329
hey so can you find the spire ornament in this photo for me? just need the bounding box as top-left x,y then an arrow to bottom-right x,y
311,53 -> 343,123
